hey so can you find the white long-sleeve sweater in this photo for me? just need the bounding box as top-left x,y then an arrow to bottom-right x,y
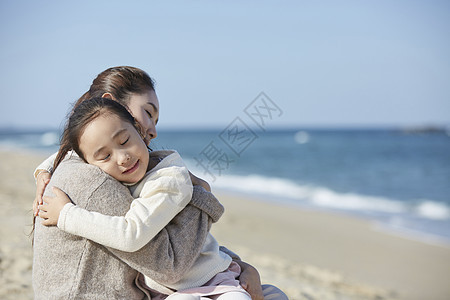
57,150 -> 193,252
56,150 -> 231,294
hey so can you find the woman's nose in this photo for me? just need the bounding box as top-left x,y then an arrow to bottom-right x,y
147,123 -> 157,140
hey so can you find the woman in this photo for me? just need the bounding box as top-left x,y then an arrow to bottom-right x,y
33,66 -> 288,300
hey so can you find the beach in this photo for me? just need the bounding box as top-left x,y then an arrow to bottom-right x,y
1,149 -> 450,300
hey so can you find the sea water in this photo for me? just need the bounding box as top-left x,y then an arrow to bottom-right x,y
2,127 -> 449,245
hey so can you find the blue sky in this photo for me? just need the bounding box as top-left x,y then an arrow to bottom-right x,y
1,0 -> 449,129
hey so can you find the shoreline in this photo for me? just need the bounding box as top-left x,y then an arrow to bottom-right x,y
213,187 -> 450,249
1,149 -> 449,299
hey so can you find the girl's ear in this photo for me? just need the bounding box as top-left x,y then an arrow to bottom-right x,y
101,92 -> 114,99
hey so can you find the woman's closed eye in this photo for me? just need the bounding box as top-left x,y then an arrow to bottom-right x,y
102,154 -> 111,161
146,110 -> 158,125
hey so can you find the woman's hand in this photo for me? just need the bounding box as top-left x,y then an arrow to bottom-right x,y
236,260 -> 264,300
189,171 -> 211,192
33,170 -> 51,216
38,187 -> 70,226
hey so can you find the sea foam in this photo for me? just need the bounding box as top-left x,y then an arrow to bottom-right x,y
195,172 -> 450,221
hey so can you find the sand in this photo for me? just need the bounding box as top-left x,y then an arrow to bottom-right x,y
1,149 -> 449,300
211,192 -> 450,300
0,149 -> 38,300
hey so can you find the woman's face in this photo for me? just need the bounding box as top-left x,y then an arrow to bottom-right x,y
126,90 -> 160,145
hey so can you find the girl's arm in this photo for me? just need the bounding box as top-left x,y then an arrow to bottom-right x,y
39,165 -> 193,252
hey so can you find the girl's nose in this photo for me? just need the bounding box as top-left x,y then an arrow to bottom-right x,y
119,152 -> 131,165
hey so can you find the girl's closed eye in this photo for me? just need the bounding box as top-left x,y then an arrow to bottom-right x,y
102,154 -> 111,161
146,110 -> 153,119
121,137 -> 129,145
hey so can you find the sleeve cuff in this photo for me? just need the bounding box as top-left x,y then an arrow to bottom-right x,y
190,186 -> 224,223
57,203 -> 75,230
219,246 -> 241,261
34,169 -> 51,183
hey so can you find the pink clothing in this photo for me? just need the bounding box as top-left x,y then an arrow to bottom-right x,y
147,261 -> 250,300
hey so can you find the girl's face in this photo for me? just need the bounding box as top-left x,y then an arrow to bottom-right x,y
79,113 -> 150,184
126,90 -> 159,145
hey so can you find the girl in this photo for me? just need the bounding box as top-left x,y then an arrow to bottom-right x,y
39,97 -> 251,300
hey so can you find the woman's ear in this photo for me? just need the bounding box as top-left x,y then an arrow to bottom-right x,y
101,92 -> 114,99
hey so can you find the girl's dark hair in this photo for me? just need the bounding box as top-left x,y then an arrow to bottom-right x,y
75,66 -> 156,108
53,97 -> 142,171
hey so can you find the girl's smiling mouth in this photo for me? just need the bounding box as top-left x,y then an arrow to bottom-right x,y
123,160 -> 140,174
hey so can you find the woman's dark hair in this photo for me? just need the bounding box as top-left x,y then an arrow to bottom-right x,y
75,66 -> 156,108
53,97 -> 142,172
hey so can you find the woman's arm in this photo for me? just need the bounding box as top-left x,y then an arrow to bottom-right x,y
33,151 -> 78,216
33,152 -> 57,216
40,165 -> 193,252
189,171 -> 211,192
218,246 -> 264,299
34,171 -> 51,216
235,260 -> 264,300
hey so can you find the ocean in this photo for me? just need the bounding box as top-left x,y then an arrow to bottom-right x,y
2,127 -> 450,245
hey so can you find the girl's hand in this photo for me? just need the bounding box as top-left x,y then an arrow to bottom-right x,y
189,171 -> 211,192
33,171 -> 51,216
38,187 -> 70,226
236,260 -> 264,300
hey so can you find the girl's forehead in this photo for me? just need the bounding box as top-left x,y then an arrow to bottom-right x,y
86,113 -> 126,134
80,114 -> 131,148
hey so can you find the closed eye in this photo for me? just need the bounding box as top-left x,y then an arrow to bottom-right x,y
102,154 -> 110,161
120,137 -> 129,145
146,110 -> 153,119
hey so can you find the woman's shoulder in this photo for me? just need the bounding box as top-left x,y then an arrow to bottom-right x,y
55,156 -> 102,174
49,156 -> 132,210
149,150 -> 186,170
51,157 -> 119,192
149,149 -> 178,161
